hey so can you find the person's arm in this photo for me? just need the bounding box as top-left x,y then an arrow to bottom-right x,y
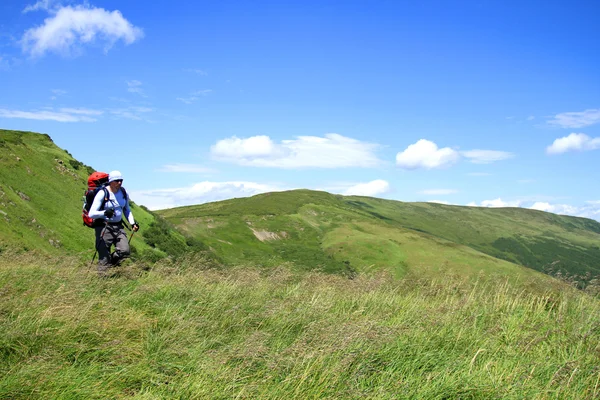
88,190 -> 108,219
122,195 -> 138,231
123,201 -> 135,225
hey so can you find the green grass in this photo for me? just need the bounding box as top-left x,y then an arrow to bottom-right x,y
1,252 -> 599,399
0,129 -> 201,262
344,196 -> 600,277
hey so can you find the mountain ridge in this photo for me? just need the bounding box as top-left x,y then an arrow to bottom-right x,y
159,189 -> 600,283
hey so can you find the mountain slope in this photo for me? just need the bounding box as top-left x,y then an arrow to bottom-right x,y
158,189 -> 596,284
342,196 -> 600,277
0,130 -> 201,260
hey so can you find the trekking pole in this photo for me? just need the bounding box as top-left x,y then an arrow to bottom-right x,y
128,230 -> 135,244
90,220 -> 109,265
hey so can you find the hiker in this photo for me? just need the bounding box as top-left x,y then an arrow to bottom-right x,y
88,170 -> 139,275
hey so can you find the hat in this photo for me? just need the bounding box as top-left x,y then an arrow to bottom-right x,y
108,170 -> 123,183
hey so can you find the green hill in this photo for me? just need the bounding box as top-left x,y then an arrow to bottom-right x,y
0,130 -> 203,261
159,189 -> 600,284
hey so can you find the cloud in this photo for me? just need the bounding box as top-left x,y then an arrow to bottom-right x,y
176,89 -> 212,104
0,107 -> 101,122
131,181 -> 282,210
546,133 -> 600,154
419,189 -> 458,195
211,133 -> 382,168
465,199 -> 600,221
396,140 -> 513,170
59,107 -> 103,115
23,0 -> 53,13
530,202 -> 600,221
396,139 -> 460,169
21,5 -> 143,57
50,88 -> 66,100
547,109 -> 600,129
158,164 -> 216,174
0,54 -> 20,71
468,198 -> 522,208
184,68 -> 208,75
127,80 -> 146,97
109,106 -> 153,120
343,180 -> 390,196
461,150 -> 514,164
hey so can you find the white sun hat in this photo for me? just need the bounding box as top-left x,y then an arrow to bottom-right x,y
108,170 -> 123,182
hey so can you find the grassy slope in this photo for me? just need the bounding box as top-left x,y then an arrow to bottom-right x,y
159,190 -> 552,285
0,130 -> 185,260
1,252 -> 598,399
344,196 -> 600,277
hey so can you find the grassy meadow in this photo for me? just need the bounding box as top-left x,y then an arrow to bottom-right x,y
1,251 -> 599,399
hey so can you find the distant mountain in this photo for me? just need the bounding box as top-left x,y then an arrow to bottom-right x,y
0,130 -> 203,260
158,189 -> 600,283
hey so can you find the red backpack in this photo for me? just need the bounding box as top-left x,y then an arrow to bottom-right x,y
82,172 -> 109,228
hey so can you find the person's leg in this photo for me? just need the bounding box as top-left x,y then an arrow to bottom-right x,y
110,227 -> 131,266
95,225 -> 111,275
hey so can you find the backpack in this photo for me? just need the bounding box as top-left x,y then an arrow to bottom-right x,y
82,172 -> 109,228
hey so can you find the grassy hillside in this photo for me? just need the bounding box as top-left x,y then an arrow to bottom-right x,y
1,252 -> 599,398
159,190 -> 600,283
343,196 -> 600,278
0,130 -> 202,261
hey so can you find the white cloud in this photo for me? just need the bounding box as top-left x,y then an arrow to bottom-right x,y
0,107 -> 99,122
530,202 -> 600,221
546,133 -> 600,154
176,97 -> 196,104
0,54 -> 20,71
158,164 -> 216,174
131,181 -> 282,210
396,139 -> 460,169
343,180 -> 390,196
176,89 -> 212,104
23,0 -> 53,13
59,107 -> 103,115
50,89 -> 66,100
395,140 -> 514,170
109,106 -> 153,121
184,68 -> 208,75
21,5 -> 143,57
466,199 -> 600,221
427,200 -> 451,205
419,189 -> 458,195
469,198 -> 522,208
461,150 -> 514,164
211,133 -> 382,168
547,109 -> 600,129
127,80 -> 146,97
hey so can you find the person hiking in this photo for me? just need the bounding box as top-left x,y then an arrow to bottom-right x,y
88,170 -> 139,276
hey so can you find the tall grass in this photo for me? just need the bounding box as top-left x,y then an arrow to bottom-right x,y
1,252 -> 599,399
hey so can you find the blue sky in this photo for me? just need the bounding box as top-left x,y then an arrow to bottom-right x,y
1,0 -> 599,220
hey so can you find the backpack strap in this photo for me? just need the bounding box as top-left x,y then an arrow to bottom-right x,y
100,187 -> 110,210
121,187 -> 128,202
